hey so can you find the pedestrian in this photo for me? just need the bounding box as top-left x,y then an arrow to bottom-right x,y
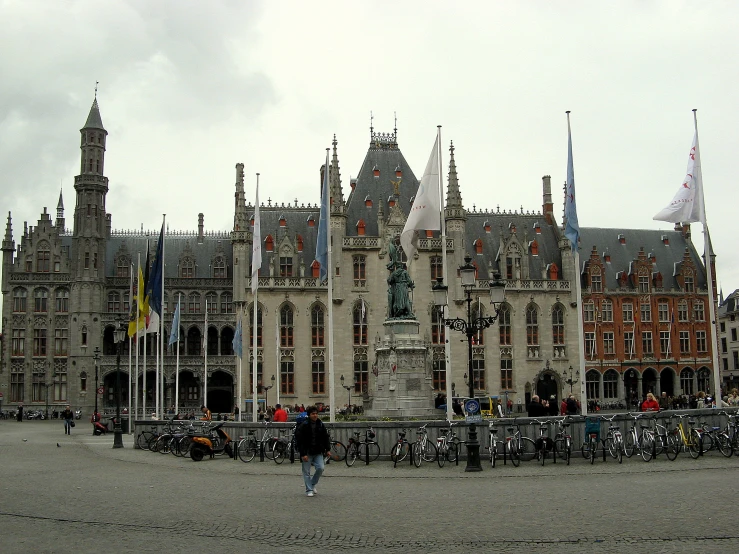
62,405 -> 74,434
641,393 -> 660,412
200,405 -> 211,421
294,406 -> 331,497
273,403 -> 288,422
16,403 -> 23,422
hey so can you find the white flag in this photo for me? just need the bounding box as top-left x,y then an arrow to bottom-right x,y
653,132 -> 706,225
400,133 -> 440,265
251,177 -> 262,294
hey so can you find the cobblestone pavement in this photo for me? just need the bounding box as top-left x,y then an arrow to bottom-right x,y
1,420 -> 737,553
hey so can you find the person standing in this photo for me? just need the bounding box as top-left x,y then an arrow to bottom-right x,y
273,403 -> 288,422
62,405 -> 74,434
295,406 -> 330,497
16,403 -> 23,422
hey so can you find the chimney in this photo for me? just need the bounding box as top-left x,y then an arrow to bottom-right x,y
618,233 -> 626,245
542,175 -> 553,224
198,213 -> 204,244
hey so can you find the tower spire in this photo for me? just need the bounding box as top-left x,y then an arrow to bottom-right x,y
2,211 -> 14,251
56,188 -> 65,233
234,163 -> 247,231
329,134 -> 345,209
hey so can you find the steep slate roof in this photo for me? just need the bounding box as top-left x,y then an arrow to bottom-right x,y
83,98 -> 105,131
246,203 -> 321,270
345,131 -> 420,237
578,227 -> 707,289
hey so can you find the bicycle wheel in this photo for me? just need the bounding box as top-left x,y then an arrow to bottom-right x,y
156,435 -> 171,454
565,439 -> 571,465
581,442 -> 589,459
589,438 -> 597,464
624,432 -> 636,458
616,438 -> 623,464
437,444 -> 447,468
272,440 -> 288,464
717,433 -> 733,457
666,432 -> 680,461
605,436 -> 619,459
346,444 -> 358,467
447,440 -> 460,463
491,444 -> 497,468
508,441 -> 520,467
366,442 -> 381,462
326,441 -> 346,463
392,442 -> 410,463
519,437 -> 537,462
263,438 -> 277,460
687,430 -> 701,459
640,435 -> 653,462
700,432 -> 713,454
413,442 -> 422,467
137,432 -> 152,451
178,436 -> 192,457
237,439 -> 257,462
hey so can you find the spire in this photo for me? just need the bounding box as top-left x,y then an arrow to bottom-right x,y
329,134 -> 345,209
233,163 -> 247,232
445,141 -> 465,221
2,212 -> 14,251
56,188 -> 65,234
83,97 -> 105,131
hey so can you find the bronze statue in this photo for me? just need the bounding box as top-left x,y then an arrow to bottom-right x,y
386,236 -> 414,319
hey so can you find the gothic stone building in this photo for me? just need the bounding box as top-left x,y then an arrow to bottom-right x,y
0,97 -> 715,415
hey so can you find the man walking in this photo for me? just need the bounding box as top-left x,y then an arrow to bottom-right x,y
62,405 -> 74,434
295,406 -> 330,497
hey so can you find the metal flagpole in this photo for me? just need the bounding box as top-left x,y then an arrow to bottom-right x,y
135,253 -> 141,420
236,307 -> 242,422
325,149 -> 335,423
252,173 -> 261,422
160,214 -> 166,418
127,263 -> 133,431
692,110 -> 722,406
276,307 -> 280,407
574,249 -> 587,415
203,308 -> 208,410
175,294 -> 181,417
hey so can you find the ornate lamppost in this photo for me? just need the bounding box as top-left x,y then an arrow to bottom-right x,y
93,346 -> 101,417
113,317 -> 127,449
340,374 -> 354,411
262,375 -> 275,411
562,365 -> 579,393
433,254 -> 506,472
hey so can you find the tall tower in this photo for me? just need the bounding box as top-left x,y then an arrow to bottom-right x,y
70,94 -> 109,367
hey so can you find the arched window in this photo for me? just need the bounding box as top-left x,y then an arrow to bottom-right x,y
188,292 -> 201,314
432,307 -> 445,345
107,291 -> 121,312
187,326 -> 202,356
311,305 -> 325,347
181,258 -> 195,278
526,305 -> 539,346
353,302 -> 368,345
586,370 -> 600,399
36,242 -> 51,273
212,257 -> 227,279
280,305 -> 294,347
220,293 -> 233,314
205,292 -> 218,314
13,288 -> 27,312
221,326 -> 235,356
34,288 -> 49,312
471,303 -> 485,346
498,304 -> 511,346
552,305 -> 564,346
116,257 -> 130,278
353,255 -> 366,287
603,369 -> 618,399
680,368 -> 694,395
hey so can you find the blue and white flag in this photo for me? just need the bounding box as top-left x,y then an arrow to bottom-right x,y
316,150 -> 331,282
168,295 -> 180,346
564,112 -> 580,251
233,312 -> 243,359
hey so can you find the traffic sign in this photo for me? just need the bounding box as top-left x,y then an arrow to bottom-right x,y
97,386 -> 104,394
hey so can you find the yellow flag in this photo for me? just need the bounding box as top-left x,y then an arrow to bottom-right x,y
128,265 -> 149,338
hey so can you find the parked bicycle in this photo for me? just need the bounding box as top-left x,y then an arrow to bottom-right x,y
346,426 -> 380,467
436,422 -> 460,468
601,414 -> 624,464
553,416 -> 573,465
412,423 -> 437,467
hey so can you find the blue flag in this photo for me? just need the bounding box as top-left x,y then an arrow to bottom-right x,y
168,295 -> 180,347
148,222 -> 165,315
315,150 -> 330,282
564,112 -> 580,251
232,312 -> 243,359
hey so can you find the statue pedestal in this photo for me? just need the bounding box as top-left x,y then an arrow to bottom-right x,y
365,319 -> 437,419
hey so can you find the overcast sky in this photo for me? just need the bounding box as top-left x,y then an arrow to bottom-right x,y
2,1 -> 738,291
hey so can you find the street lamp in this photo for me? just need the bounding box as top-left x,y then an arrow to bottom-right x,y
562,365 -> 580,393
93,346 -> 101,417
113,317 -> 127,449
262,375 -> 275,411
433,254 -> 506,472
340,374 -> 354,410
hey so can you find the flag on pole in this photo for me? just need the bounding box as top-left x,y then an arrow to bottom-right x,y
251,177 -> 262,294
360,298 -> 366,322
564,112 -> 580,251
148,222 -> 165,316
653,132 -> 706,225
168,295 -> 181,347
203,309 -> 208,357
400,133 -> 441,264
128,263 -> 148,338
316,154 -> 330,281
233,310 -> 243,359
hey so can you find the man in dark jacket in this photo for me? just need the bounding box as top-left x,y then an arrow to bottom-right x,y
295,406 -> 331,497
527,395 -> 548,417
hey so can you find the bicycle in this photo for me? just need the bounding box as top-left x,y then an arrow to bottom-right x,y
671,413 -> 702,459
236,421 -> 279,462
346,426 -> 380,467
696,417 -> 732,457
391,428 -> 412,467
435,422 -> 461,468
530,418 -> 555,465
623,413 -> 646,458
506,421 -> 537,462
581,417 -> 600,464
553,416 -> 573,465
488,421 -> 501,468
412,423 -> 438,467
324,427 -> 347,464
637,415 -> 671,462
272,424 -> 297,464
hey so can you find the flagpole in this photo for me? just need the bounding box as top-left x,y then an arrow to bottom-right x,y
325,149 -> 335,423
160,214 -> 166,418
204,308 -> 208,410
155,331 -> 160,418
175,294 -> 181,417
252,172 -> 261,423
437,127 -> 454,422
135,253 -> 141,420
127,263 -> 133,431
236,307 -> 242,422
693,110 -> 722,406
275,307 -> 280,407
574,248 -> 587,415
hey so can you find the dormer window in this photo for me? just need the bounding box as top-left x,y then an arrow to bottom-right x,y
297,235 -> 304,252
279,216 -> 286,227
357,220 -> 366,236
365,195 -> 372,208
265,235 -> 274,252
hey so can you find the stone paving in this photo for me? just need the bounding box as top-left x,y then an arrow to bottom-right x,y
1,420 -> 737,553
